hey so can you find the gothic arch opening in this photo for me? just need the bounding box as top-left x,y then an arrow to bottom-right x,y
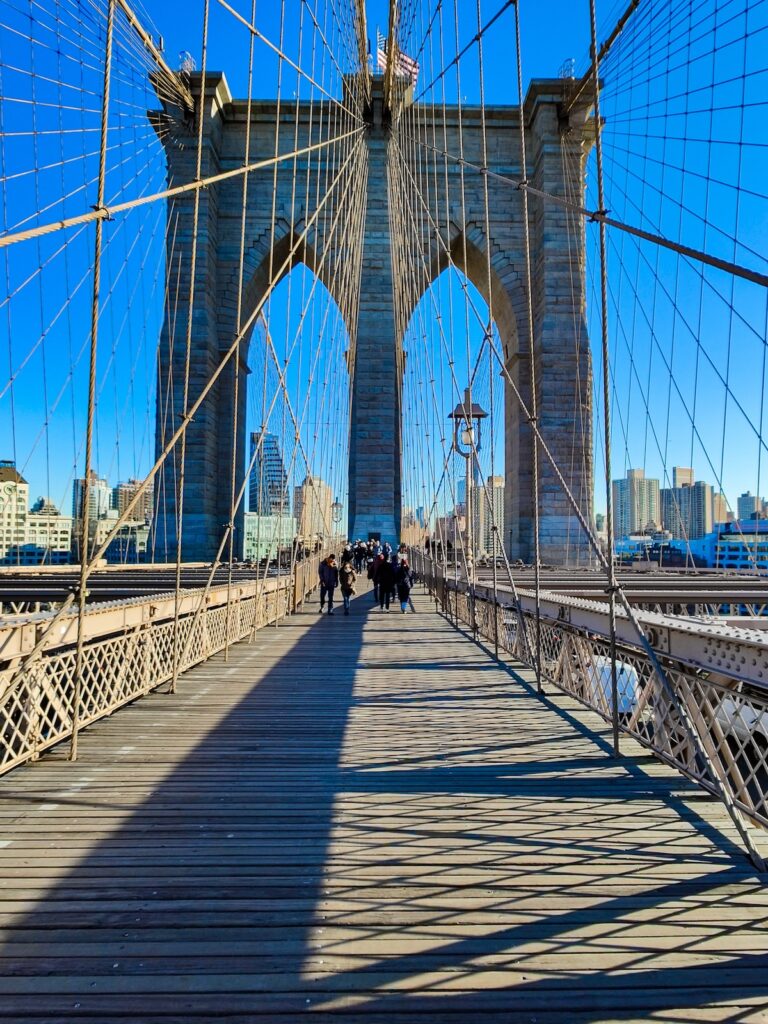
236,258 -> 353,560
403,228 -> 524,364
400,264 -> 520,560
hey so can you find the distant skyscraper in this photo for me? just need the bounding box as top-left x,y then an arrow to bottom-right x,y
712,492 -> 727,525
661,487 -> 686,538
737,491 -> 761,521
455,478 -> 466,509
661,480 -> 713,540
672,466 -> 694,488
72,470 -> 111,521
689,480 -> 713,538
113,478 -> 154,523
249,431 -> 289,515
470,475 -> 505,556
293,475 -> 333,539
613,469 -> 660,538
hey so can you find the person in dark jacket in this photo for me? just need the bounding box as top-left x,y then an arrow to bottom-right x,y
370,550 -> 386,602
354,541 -> 366,572
396,558 -> 415,613
389,552 -> 399,603
318,554 -> 339,615
374,555 -> 395,612
339,559 -> 357,616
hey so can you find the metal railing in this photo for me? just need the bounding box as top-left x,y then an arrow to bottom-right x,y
0,554 -> 325,776
414,550 -> 768,835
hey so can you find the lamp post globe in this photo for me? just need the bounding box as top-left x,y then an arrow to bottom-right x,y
331,497 -> 343,542
448,387 -> 488,579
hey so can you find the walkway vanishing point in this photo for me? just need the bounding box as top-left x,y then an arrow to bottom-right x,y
2,585 -> 768,1022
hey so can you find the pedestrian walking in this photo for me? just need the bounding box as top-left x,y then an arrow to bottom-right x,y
339,558 -> 357,616
354,541 -> 366,572
396,557 -> 415,613
375,554 -> 395,612
318,554 -> 339,616
370,549 -> 386,602
389,552 -> 399,604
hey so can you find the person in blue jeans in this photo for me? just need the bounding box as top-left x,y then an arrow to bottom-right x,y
396,557 -> 415,613
318,554 -> 339,615
339,558 -> 357,616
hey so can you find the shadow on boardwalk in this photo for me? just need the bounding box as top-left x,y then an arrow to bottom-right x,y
0,588 -> 766,1022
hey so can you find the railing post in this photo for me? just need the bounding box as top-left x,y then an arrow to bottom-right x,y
29,670 -> 42,763
141,623 -> 152,694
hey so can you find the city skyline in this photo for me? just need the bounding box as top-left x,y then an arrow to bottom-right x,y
610,465 -> 768,540
0,459 -> 155,566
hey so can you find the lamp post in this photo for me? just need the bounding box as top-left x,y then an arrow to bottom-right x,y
449,387 -> 488,579
331,497 -> 343,543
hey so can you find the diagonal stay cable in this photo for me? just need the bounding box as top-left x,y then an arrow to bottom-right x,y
0,132 -> 366,696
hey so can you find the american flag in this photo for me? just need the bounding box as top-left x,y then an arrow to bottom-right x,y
396,50 -> 419,86
376,30 -> 419,86
376,30 -> 388,74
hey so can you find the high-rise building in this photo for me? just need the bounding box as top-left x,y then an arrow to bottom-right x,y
455,478 -> 466,509
712,491 -> 729,525
661,487 -> 684,538
672,466 -> 694,488
249,431 -> 289,516
612,469 -> 660,538
661,480 -> 713,540
72,470 -> 111,521
293,475 -> 333,540
113,478 -> 154,523
470,475 -> 505,556
737,491 -> 761,521
689,480 -> 713,538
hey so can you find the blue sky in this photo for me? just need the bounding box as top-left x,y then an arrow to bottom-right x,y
1,0 -> 767,529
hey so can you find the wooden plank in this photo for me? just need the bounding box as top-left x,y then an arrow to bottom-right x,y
0,587 -> 765,1021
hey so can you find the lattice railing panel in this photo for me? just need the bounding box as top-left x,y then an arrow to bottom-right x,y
415,552 -> 768,832
0,562 -> 324,776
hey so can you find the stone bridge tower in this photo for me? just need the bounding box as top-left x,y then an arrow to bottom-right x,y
153,73 -> 593,565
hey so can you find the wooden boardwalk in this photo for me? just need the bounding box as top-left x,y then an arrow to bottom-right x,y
1,585 -> 767,1022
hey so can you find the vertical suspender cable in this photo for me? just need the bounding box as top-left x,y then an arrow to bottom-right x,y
224,0 -> 257,662
171,0 -> 210,694
474,0 -> 497,655
589,0 -> 620,756
70,0 -> 115,761
513,0 -> 542,693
